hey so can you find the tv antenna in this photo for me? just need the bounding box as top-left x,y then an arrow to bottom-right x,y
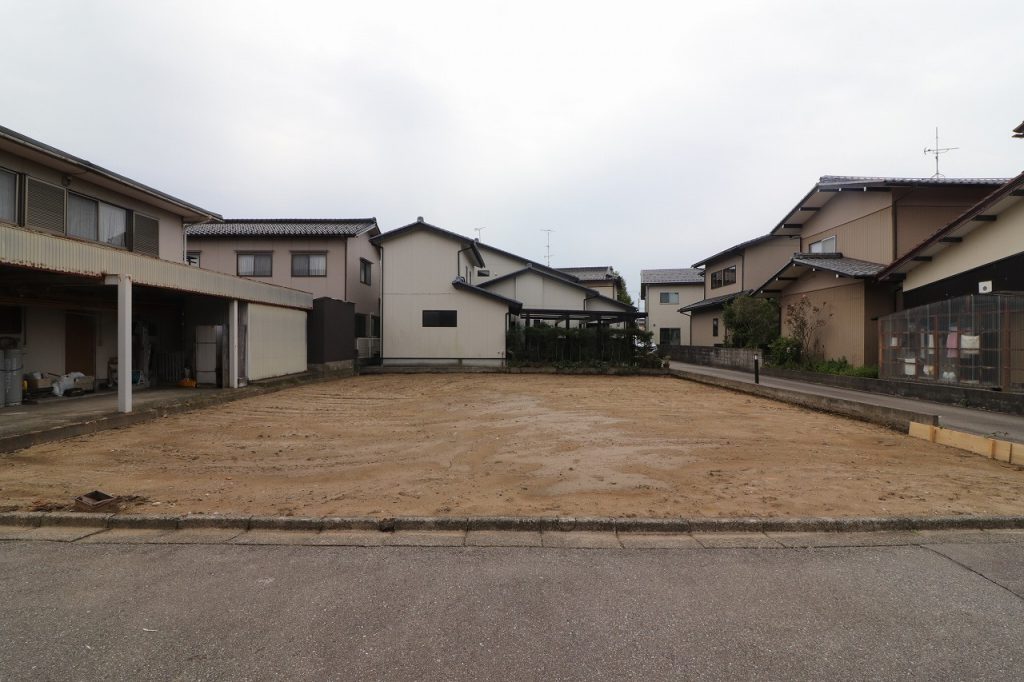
923,127 -> 958,178
540,229 -> 554,266
474,227 -> 485,240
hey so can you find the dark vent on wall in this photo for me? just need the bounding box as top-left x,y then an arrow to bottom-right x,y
132,214 -> 160,257
25,177 -> 66,233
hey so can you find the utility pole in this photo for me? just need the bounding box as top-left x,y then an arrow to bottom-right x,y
540,229 -> 554,266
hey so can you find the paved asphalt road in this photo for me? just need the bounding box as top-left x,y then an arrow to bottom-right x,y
2,540 -> 1024,681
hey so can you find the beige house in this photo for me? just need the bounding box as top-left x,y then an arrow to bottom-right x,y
639,268 -> 704,346
0,125 -> 311,412
753,176 -> 1004,366
682,235 -> 794,347
184,219 -> 381,357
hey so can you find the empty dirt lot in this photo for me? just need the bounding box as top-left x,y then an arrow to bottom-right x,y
2,374 -> 1023,518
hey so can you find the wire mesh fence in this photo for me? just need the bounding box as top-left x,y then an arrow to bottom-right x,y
878,293 -> 1024,392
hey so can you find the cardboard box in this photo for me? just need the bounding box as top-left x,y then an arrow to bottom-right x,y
26,376 -> 54,392
72,375 -> 95,392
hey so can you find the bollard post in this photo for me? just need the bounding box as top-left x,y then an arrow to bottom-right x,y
754,354 -> 760,384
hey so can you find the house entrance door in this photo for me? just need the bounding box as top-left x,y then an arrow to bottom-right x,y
65,313 -> 96,375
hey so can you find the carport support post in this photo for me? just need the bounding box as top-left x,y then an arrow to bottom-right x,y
229,299 -> 239,388
105,274 -> 132,413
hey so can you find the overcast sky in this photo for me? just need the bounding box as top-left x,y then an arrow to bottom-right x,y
4,1 -> 1023,302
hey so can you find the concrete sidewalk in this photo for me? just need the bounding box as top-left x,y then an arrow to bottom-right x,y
670,361 -> 1024,443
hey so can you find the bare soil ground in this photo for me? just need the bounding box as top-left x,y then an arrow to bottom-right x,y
2,374 -> 1023,518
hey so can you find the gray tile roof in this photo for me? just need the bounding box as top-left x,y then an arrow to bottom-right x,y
556,266 -> 614,281
186,218 -> 378,238
679,290 -> 751,313
818,175 -> 1011,187
790,253 -> 886,278
640,268 -> 704,285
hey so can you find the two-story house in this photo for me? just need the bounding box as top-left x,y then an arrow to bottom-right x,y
0,125 -> 311,412
555,266 -> 620,300
371,218 -> 640,366
639,268 -> 704,346
184,219 -> 382,362
753,176 -> 1005,366
681,235 -> 794,346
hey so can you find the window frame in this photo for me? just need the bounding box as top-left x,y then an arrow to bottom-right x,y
291,252 -> 327,278
710,266 -> 736,290
712,317 -> 719,337
0,167 -> 18,226
359,258 -> 372,285
186,251 -> 201,267
659,291 -> 680,305
809,235 -> 837,254
66,191 -> 129,249
237,251 -> 274,277
422,310 -> 457,327
659,327 -> 681,346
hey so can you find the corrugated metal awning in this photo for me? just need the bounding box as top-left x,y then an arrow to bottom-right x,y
1,223 -> 312,310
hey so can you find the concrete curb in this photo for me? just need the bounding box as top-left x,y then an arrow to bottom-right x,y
0,368 -> 356,454
3,512 -> 1022,534
667,367 -> 940,432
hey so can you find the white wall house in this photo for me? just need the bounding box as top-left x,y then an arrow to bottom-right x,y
639,268 -> 704,346
372,219 -> 641,366
0,125 -> 311,411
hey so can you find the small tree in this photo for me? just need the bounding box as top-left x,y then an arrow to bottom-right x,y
784,295 -> 831,362
722,295 -> 779,349
612,270 -> 634,307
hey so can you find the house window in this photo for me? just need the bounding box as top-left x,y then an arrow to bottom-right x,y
355,313 -> 368,337
809,236 -> 837,253
712,318 -> 719,337
360,258 -> 372,285
659,328 -> 681,346
292,253 -> 327,277
67,193 -> 127,248
237,252 -> 273,277
423,310 -> 457,327
659,292 -> 679,305
0,169 -> 17,224
710,266 -> 737,290
186,251 -> 201,267
370,315 -> 380,337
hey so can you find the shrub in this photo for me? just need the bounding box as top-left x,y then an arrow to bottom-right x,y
768,336 -> 802,367
507,324 -> 655,366
722,295 -> 779,349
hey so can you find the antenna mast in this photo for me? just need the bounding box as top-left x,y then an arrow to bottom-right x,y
923,127 -> 958,178
474,227 -> 485,240
540,229 -> 554,266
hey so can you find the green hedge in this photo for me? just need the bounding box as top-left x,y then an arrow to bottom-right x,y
507,325 -> 660,367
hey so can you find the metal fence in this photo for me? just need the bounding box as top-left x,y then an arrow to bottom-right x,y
878,293 -> 1024,393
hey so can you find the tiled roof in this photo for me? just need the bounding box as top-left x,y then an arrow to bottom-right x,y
186,218 -> 378,237
789,253 -> 886,278
678,290 -> 751,313
818,175 -> 1010,187
556,266 -> 614,281
640,268 -> 704,285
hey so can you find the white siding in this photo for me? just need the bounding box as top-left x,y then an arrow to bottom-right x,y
246,304 -> 307,380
